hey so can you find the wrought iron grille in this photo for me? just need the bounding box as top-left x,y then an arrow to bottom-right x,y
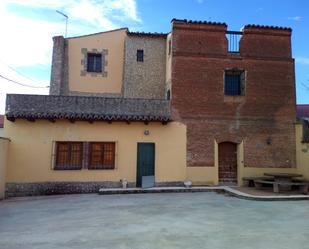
226,31 -> 243,53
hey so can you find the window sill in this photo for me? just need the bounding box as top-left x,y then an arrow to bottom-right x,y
53,167 -> 82,170
86,70 -> 102,73
223,95 -> 245,103
87,167 -> 115,170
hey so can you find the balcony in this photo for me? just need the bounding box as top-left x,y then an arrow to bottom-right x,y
226,31 -> 243,53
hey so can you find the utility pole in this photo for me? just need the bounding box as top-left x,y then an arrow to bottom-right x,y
56,10 -> 68,38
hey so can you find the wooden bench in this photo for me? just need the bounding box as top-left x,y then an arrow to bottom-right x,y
242,177 -> 273,187
254,180 -> 308,194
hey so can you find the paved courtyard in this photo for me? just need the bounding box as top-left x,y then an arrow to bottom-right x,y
0,192 -> 309,249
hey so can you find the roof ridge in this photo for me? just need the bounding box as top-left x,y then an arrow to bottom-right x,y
127,31 -> 167,37
65,27 -> 129,39
171,18 -> 227,26
244,24 -> 292,31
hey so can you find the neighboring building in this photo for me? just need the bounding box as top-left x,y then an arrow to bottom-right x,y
297,104 -> 309,143
1,19 -> 308,197
297,104 -> 309,119
0,115 -> 4,137
296,105 -> 309,181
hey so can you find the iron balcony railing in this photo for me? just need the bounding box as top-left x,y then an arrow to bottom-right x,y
226,31 -> 243,53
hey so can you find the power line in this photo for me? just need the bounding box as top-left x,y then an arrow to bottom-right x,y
0,59 -> 46,86
0,74 -> 49,88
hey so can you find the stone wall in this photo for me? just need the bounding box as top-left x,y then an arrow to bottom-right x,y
123,35 -> 167,99
5,182 -> 133,197
171,20 -> 296,168
5,181 -> 185,197
49,36 -> 66,95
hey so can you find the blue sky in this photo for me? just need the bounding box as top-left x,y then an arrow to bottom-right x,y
0,0 -> 308,113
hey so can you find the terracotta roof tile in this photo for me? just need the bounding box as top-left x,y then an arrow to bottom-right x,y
127,31 -> 167,38
171,18 -> 227,27
244,24 -> 292,31
5,94 -> 170,123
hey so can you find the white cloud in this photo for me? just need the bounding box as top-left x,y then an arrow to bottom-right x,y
67,1 -> 118,30
288,16 -> 302,21
0,0 -> 141,113
7,0 -> 73,8
110,0 -> 141,22
296,57 -> 309,65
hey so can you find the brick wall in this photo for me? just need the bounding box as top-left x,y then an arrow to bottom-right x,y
171,20 -> 296,168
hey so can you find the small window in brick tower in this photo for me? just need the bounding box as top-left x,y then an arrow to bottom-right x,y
87,53 -> 102,72
224,70 -> 245,96
136,49 -> 144,62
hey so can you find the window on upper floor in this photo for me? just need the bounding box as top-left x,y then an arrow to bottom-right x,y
224,70 -> 245,96
87,53 -> 102,72
137,49 -> 144,62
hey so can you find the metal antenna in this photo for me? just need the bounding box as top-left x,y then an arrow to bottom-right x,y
56,10 -> 68,37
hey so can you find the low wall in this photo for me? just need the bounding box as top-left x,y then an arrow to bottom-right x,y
0,137 -> 9,199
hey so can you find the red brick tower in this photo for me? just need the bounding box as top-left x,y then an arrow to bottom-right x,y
171,19 -> 296,181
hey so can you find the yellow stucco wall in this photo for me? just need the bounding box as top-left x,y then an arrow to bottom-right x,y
4,120 -> 186,184
296,123 -> 309,179
0,138 -> 9,199
68,28 -> 127,94
186,141 -> 219,185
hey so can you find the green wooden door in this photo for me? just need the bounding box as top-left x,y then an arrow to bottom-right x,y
136,143 -> 155,187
